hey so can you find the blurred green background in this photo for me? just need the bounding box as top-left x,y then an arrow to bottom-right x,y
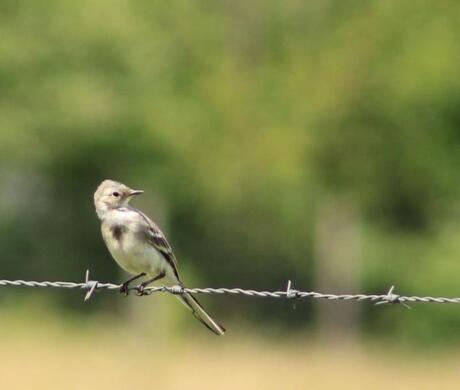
1,0 -> 460,388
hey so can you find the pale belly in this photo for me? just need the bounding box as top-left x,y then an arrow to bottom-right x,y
103,229 -> 165,277
112,241 -> 164,276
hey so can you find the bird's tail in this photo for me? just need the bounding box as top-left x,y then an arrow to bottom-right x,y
177,292 -> 226,336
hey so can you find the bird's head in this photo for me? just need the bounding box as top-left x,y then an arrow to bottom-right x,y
94,179 -> 143,218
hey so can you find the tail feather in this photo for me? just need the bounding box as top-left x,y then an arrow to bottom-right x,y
177,293 -> 226,336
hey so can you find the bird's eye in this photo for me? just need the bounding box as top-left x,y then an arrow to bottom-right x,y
112,192 -> 120,197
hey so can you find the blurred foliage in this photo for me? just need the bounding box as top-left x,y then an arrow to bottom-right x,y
0,0 -> 460,344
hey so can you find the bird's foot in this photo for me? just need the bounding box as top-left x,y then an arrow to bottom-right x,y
120,282 -> 130,296
135,283 -> 148,296
119,273 -> 147,296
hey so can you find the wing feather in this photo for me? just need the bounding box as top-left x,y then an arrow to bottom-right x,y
132,207 -> 181,280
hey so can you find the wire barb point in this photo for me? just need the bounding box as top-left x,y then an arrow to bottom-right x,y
285,280 -> 299,299
375,285 -> 411,309
83,270 -> 99,302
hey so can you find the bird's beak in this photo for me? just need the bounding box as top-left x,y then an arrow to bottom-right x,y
129,189 -> 144,196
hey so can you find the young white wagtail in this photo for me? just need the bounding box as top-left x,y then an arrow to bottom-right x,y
94,179 -> 225,335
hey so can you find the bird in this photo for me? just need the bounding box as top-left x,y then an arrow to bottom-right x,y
93,179 -> 225,336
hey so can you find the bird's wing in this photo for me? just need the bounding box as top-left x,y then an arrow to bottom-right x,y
133,208 -> 181,280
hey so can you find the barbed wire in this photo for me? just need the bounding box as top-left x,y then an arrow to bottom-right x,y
0,271 -> 459,308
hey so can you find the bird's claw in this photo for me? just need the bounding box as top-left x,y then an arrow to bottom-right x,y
136,284 -> 147,296
120,283 -> 130,296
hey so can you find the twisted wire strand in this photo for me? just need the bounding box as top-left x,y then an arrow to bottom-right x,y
0,272 -> 460,306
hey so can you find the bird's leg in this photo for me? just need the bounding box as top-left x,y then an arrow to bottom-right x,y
120,272 -> 146,296
136,271 -> 166,296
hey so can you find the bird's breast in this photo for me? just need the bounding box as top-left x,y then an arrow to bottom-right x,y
110,224 -> 126,242
101,221 -> 164,276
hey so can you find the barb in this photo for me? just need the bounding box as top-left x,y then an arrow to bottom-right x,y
0,273 -> 460,306
375,285 -> 411,309
84,270 -> 99,302
285,280 -> 298,299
